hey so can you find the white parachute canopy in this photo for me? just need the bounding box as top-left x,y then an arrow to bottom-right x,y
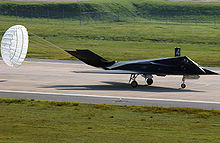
1,25 -> 29,67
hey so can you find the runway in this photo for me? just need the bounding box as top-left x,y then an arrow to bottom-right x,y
0,59 -> 220,110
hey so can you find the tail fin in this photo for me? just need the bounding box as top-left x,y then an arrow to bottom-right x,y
65,49 -> 115,69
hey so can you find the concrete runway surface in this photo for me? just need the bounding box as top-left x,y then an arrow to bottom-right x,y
0,59 -> 220,109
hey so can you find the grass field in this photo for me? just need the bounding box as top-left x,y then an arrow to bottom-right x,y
0,98 -> 220,143
0,0 -> 220,66
1,0 -> 220,19
0,16 -> 220,66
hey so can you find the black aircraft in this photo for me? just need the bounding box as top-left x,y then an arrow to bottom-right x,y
65,49 -> 218,88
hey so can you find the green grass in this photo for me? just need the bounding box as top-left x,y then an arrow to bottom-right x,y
0,0 -> 220,66
1,0 -> 220,28
0,98 -> 220,143
1,16 -> 220,66
1,0 -> 220,20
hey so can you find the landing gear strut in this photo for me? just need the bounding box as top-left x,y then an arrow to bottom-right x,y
129,74 -> 139,88
129,74 -> 188,88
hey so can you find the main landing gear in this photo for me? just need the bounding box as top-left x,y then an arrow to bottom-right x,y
146,78 -> 153,85
131,80 -> 138,88
129,74 -> 153,88
129,74 -> 139,88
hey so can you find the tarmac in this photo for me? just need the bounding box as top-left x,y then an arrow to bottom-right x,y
0,59 -> 220,109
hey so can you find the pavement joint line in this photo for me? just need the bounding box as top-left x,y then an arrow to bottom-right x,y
0,89 -> 220,105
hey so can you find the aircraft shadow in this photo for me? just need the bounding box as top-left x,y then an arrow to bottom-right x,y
40,81 -> 202,93
0,80 -> 7,83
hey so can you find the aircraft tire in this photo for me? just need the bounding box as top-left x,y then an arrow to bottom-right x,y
131,81 -> 138,88
147,78 -> 153,85
181,83 -> 186,89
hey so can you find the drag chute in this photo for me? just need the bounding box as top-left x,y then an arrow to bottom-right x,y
1,25 -> 29,67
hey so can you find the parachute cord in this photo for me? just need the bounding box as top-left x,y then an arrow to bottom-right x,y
29,32 -> 71,57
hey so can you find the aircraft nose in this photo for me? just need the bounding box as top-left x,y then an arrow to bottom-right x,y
202,68 -> 219,75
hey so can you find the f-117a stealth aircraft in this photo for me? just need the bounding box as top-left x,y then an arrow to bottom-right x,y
65,49 -> 218,89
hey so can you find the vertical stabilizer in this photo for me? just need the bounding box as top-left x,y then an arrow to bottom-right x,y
65,49 -> 115,69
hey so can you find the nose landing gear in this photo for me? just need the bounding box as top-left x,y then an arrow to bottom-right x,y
181,76 -> 186,89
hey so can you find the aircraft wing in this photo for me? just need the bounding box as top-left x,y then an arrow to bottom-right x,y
107,56 -> 218,75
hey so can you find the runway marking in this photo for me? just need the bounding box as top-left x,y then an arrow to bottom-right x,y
0,59 -> 81,65
0,89 -> 220,105
24,60 -> 82,65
